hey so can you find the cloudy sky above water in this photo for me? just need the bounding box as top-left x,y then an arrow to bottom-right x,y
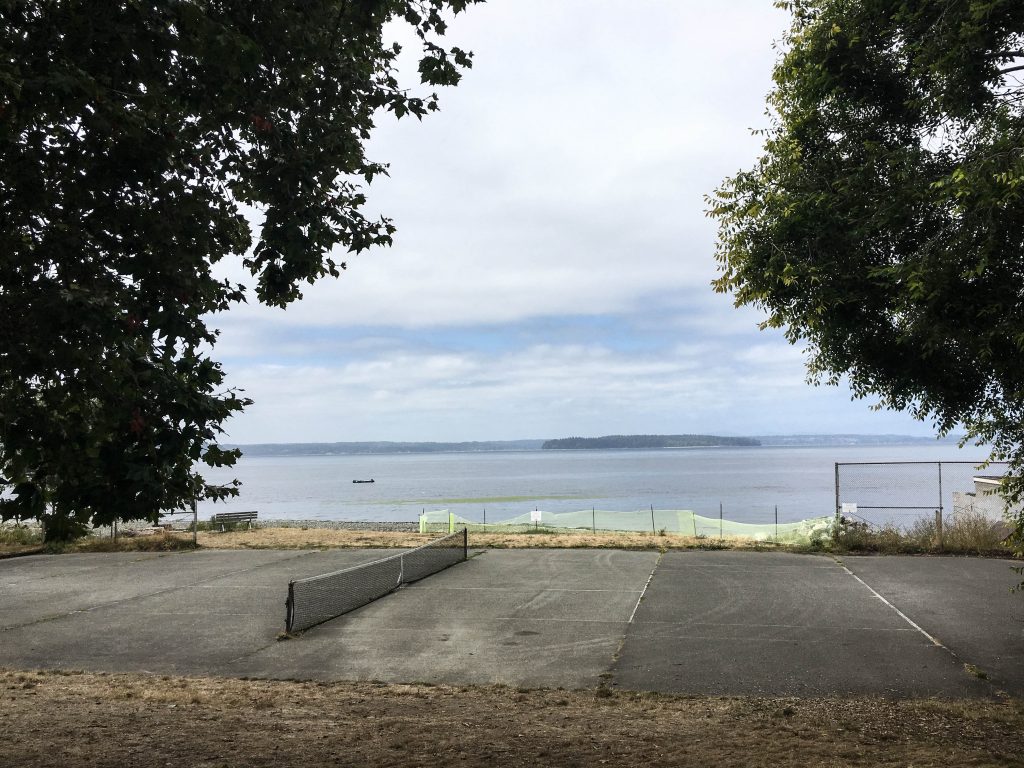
212,0 -> 938,444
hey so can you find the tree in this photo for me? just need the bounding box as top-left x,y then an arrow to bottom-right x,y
710,1 -> 1024,542
0,0 -> 479,541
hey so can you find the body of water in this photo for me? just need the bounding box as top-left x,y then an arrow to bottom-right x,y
189,443 -> 994,527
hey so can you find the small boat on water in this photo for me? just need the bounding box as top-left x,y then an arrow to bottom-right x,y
352,479 -> 375,484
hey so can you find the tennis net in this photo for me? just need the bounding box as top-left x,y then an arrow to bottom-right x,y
285,528 -> 468,633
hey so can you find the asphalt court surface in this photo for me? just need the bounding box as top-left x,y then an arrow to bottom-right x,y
0,549 -> 401,675
613,551 -> 997,696
842,556 -> 1024,696
1,547 -> 1021,696
248,549 -> 656,688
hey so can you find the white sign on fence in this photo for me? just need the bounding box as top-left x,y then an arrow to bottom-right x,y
530,510 -> 543,523
841,503 -> 857,516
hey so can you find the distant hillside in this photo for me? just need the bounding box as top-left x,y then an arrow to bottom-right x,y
541,434 -> 761,450
229,440 -> 546,457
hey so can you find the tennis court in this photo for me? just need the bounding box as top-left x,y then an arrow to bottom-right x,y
613,551 -> 995,696
0,543 -> 1021,696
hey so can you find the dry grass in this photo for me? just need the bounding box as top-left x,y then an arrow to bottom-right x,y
197,527 -> 435,549
193,526 -> 775,551
0,526 -> 196,556
0,525 -> 45,558
4,513 -> 1013,558
1,668 -> 1022,767
5,525 -> 753,556
44,529 -> 196,554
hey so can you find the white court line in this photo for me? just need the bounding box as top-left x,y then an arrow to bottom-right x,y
837,561 -> 943,647
492,617 -> 630,624
630,620 -> 915,632
190,585 -> 280,589
427,587 -> 642,594
134,612 -> 264,617
628,555 -> 662,624
662,563 -> 836,570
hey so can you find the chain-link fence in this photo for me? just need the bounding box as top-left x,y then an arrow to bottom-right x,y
835,460 -> 1008,531
419,508 -> 834,545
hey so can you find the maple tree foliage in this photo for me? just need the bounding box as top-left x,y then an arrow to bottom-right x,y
0,0 -> 479,540
712,1 -> 1024,545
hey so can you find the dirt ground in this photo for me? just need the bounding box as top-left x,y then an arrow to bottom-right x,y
1,668 -> 1021,767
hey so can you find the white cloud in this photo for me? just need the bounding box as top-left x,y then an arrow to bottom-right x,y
212,0 -> 787,332
205,2 -> 937,444
221,339 -> 929,443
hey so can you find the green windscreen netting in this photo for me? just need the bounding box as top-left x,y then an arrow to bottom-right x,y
418,508 -> 833,545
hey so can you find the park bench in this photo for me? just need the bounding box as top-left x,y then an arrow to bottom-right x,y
210,511 -> 258,531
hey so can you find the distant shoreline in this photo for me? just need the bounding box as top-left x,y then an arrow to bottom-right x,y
225,434 -> 963,458
542,435 -> 760,450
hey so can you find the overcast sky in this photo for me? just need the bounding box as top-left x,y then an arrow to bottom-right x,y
212,0 -> 939,444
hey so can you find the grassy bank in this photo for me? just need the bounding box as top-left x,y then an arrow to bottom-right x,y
2,668 -> 1021,767
835,509 -> 1013,556
0,526 -> 196,556
0,525 -> 44,556
2,508 -> 1017,558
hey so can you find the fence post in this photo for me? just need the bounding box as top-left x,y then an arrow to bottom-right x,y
719,502 -> 723,540
774,505 -> 778,542
935,508 -> 944,550
651,504 -> 656,535
937,461 -> 944,520
833,463 -> 841,545
592,507 -> 596,533
192,496 -> 198,546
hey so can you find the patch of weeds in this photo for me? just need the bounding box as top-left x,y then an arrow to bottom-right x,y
944,509 -> 1011,555
965,664 -> 989,680
693,539 -> 729,551
790,536 -> 834,555
0,525 -> 43,547
58,531 -> 198,554
206,520 -> 242,533
835,511 -> 1011,556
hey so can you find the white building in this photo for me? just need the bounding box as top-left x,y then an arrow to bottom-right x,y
952,475 -> 1019,522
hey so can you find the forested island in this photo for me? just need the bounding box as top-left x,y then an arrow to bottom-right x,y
541,435 -> 761,450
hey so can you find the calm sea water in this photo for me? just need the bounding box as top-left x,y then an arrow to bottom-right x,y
190,443 -> 991,526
